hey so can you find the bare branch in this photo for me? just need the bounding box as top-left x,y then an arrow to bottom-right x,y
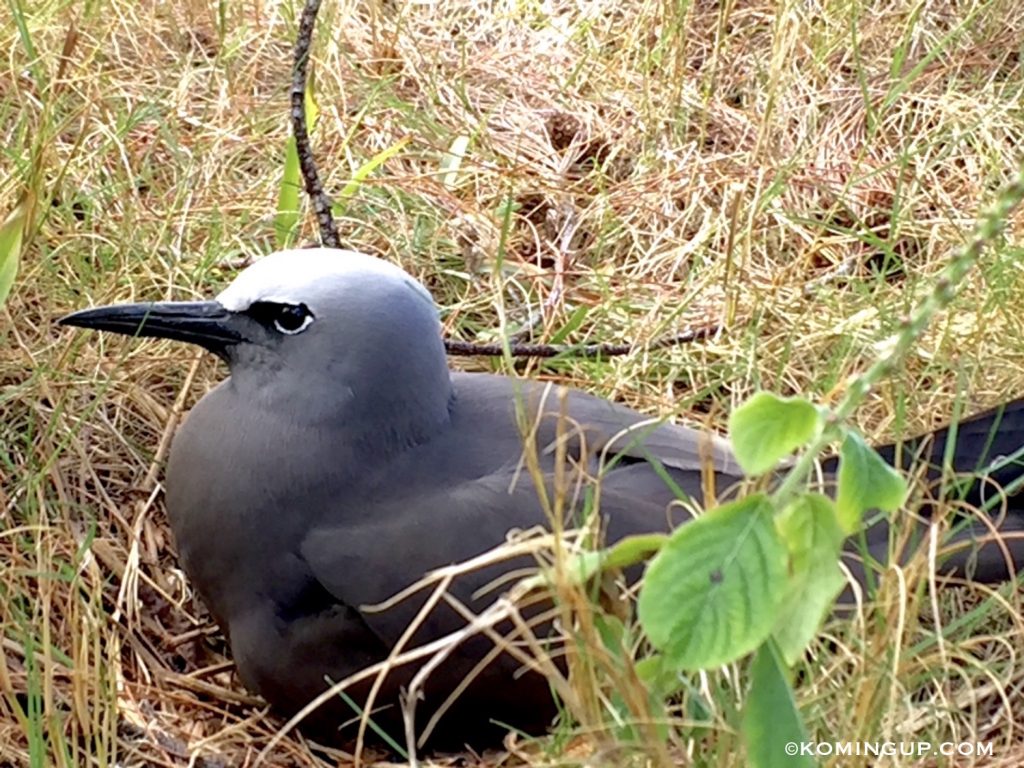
292,0 -> 339,247
443,323 -> 720,358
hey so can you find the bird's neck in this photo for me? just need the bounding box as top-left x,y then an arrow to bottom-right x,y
347,374 -> 456,454
228,358 -> 455,457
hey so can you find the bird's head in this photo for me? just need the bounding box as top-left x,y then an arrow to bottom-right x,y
60,248 -> 453,428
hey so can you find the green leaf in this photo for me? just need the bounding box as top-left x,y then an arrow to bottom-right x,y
0,196 -> 30,307
335,688 -> 407,758
742,641 -> 815,768
638,495 -> 789,670
728,393 -> 824,475
772,494 -> 847,664
836,432 -> 908,533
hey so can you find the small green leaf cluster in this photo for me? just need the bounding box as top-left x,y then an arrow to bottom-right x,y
632,392 -> 907,768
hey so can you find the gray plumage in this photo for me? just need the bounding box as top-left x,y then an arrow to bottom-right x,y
60,248 -> 1023,749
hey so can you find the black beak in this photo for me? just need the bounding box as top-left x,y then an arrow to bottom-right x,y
59,300 -> 244,358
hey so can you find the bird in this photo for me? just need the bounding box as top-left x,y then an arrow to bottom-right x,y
60,247 -> 1024,749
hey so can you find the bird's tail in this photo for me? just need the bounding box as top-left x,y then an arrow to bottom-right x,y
873,398 -> 1024,512
833,399 -> 1024,591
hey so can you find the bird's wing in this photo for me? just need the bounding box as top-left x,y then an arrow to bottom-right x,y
874,398 -> 1024,509
300,373 -> 737,650
449,372 -> 742,477
299,464 -> 680,650
300,377 -> 1024,653
301,469 -> 546,648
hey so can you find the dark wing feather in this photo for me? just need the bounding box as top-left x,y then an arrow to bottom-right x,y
301,372 -> 740,647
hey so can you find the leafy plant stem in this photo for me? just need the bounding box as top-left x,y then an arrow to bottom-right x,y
771,165 -> 1024,507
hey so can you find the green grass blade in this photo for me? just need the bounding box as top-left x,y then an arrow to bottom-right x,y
439,134 -> 470,190
742,641 -> 814,768
332,136 -> 411,216
274,136 -> 303,249
0,196 -> 31,307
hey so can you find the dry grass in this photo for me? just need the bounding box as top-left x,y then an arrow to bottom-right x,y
2,0 -> 1024,765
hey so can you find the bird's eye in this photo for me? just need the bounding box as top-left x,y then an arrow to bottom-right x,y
272,303 -> 314,335
244,301 -> 316,335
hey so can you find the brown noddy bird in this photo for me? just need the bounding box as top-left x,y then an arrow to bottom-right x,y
60,248 -> 1023,749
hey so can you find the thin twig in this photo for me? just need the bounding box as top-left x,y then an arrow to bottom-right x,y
292,0 -> 339,247
443,324 -> 720,358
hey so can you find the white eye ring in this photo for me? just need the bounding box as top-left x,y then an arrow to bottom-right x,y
274,314 -> 314,335
273,305 -> 315,335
